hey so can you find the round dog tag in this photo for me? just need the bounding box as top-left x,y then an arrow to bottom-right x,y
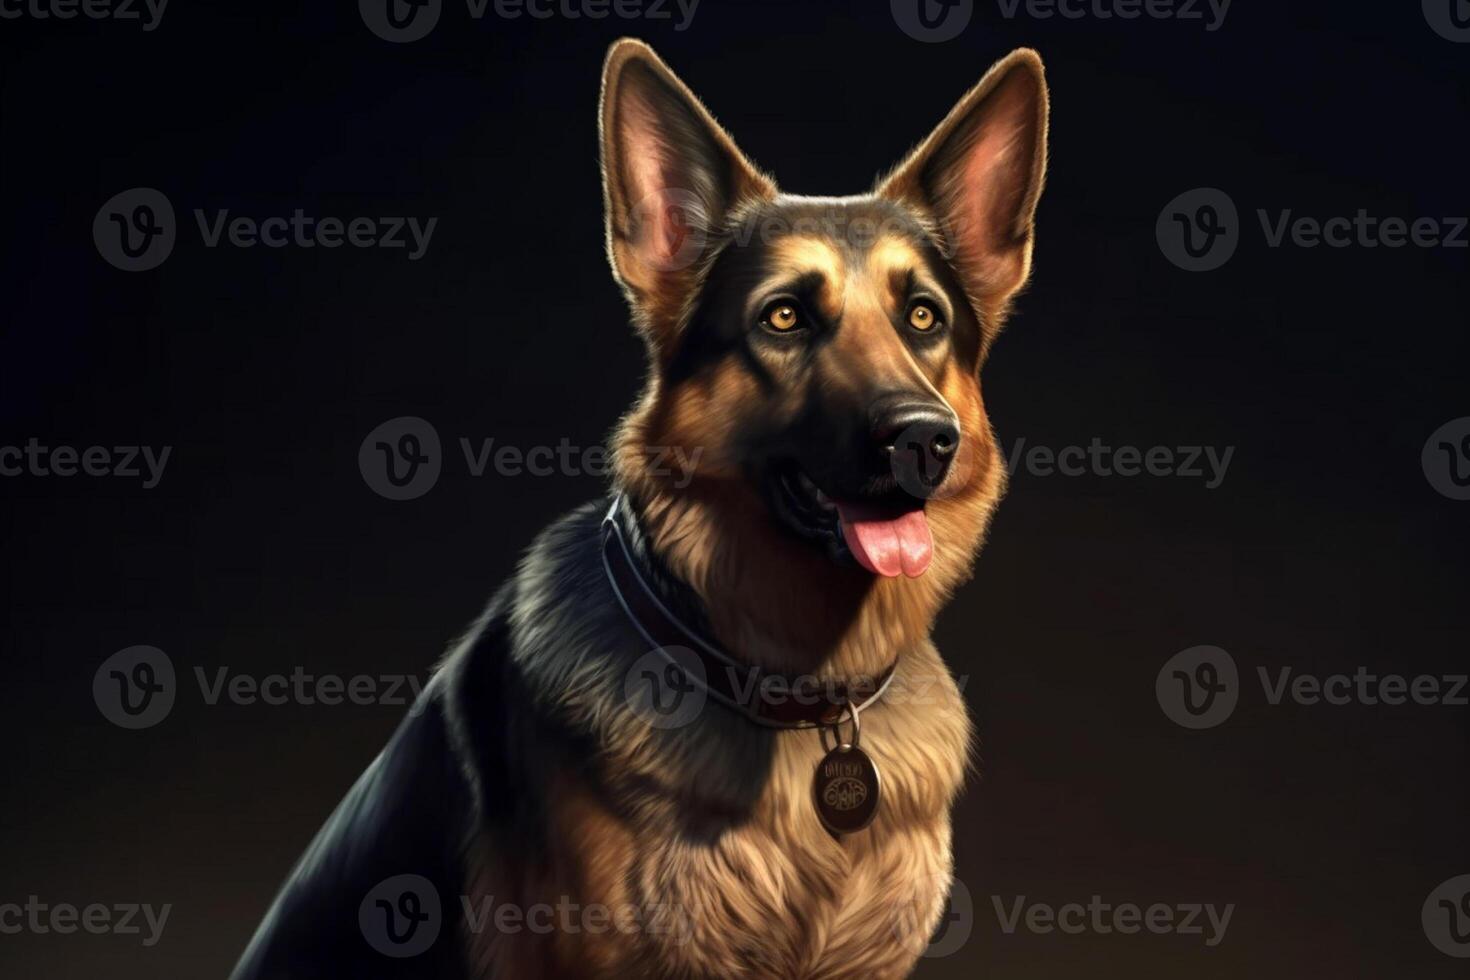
812,743 -> 881,834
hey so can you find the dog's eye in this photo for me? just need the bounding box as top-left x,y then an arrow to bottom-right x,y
908,302 -> 941,332
761,302 -> 802,333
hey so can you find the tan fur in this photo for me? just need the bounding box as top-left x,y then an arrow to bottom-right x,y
468,645 -> 969,978
466,39 -> 1048,978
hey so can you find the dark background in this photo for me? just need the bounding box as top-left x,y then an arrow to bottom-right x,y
2,1 -> 1467,977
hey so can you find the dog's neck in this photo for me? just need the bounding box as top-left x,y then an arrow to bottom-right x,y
613,444 -> 955,683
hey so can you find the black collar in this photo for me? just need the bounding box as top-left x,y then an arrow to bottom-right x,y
600,494 -> 896,730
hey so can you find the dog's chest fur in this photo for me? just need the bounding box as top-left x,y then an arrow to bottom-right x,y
599,684 -> 967,980
462,504 -> 971,978
472,683 -> 967,979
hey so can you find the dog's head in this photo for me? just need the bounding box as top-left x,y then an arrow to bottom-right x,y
601,39 -> 1047,608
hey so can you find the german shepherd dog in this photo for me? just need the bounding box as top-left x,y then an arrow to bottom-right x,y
233,39 -> 1048,980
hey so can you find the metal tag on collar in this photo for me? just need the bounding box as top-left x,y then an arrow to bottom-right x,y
812,701 -> 882,835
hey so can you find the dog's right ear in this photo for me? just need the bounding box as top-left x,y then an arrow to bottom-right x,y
599,38 -> 775,346
877,49 -> 1049,319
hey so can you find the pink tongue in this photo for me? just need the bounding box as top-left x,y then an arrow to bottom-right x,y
837,505 -> 933,578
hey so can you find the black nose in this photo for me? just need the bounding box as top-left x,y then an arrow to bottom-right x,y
872,399 -> 960,495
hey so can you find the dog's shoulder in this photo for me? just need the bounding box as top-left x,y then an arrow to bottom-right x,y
435,497 -> 635,846
232,500 -> 613,980
437,495 -> 617,765
231,656 -> 475,977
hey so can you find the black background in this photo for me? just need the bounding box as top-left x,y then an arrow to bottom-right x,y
2,1 -> 1467,977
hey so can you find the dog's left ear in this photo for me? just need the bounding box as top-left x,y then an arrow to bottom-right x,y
600,38 -> 776,345
878,49 -> 1049,315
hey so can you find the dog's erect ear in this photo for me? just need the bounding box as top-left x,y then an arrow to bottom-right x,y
878,49 -> 1049,315
600,39 -> 775,339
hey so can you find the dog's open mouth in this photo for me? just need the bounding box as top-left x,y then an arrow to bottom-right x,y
770,464 -> 933,578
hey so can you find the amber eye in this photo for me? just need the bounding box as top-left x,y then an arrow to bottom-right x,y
763,302 -> 801,332
908,302 -> 940,332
